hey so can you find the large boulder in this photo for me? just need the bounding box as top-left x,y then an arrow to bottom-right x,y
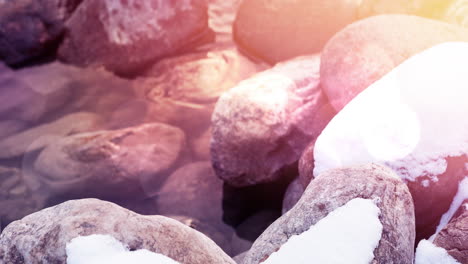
33,123 -> 186,200
242,164 -> 415,264
233,0 -> 361,63
281,177 -> 304,214
211,55 -> 335,187
0,0 -> 82,65
320,14 -> 468,111
313,42 -> 468,240
0,199 -> 235,264
58,0 -> 213,74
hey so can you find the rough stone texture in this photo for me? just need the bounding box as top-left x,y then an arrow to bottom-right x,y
58,0 -> 213,74
433,201 -> 468,263
321,14 -> 468,111
0,199 -> 235,264
0,112 -> 103,159
211,55 -> 335,187
281,177 -> 304,214
33,123 -> 186,200
0,0 -> 82,65
233,0 -> 362,63
298,140 -> 316,189
0,166 -> 41,230
242,164 -> 415,264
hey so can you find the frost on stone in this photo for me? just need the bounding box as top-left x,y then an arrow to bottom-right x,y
415,240 -> 460,264
263,198 -> 382,264
100,0 -> 193,45
66,234 -> 180,264
314,42 -> 468,185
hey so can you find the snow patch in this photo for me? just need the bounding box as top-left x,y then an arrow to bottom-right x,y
314,42 -> 468,184
263,198 -> 382,264
66,234 -> 179,264
415,240 -> 460,264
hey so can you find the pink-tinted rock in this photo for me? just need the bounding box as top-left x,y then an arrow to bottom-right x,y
233,0 -> 361,63
321,14 -> 468,111
58,0 -> 213,74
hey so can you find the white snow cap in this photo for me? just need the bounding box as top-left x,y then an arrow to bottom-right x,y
314,42 -> 468,183
415,239 -> 460,264
263,198 -> 383,264
66,234 -> 180,264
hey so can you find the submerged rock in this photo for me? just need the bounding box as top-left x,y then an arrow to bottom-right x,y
33,123 -> 185,199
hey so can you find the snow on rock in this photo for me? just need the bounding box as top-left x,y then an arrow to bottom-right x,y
242,164 -> 415,264
313,42 -> 468,240
264,198 -> 382,264
415,240 -> 460,264
434,177 -> 468,237
66,234 -> 179,264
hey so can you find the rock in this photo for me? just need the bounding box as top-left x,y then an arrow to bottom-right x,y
233,0 -> 361,63
0,63 -> 72,122
143,49 -> 261,104
0,120 -> 27,139
169,215 -> 234,257
58,0 -> 213,75
281,177 -> 304,214
211,55 -> 335,187
297,140 -> 315,189
0,62 -> 135,123
0,112 -> 103,159
314,42 -> 468,240
233,251 -> 248,264
242,164 -> 415,264
33,123 -> 186,200
442,0 -> 468,27
230,234 -> 252,258
207,0 -> 242,45
156,162 -> 234,253
0,166 -> 41,230
433,201 -> 468,263
190,127 -> 212,161
157,162 -> 224,224
320,14 -> 468,111
136,48 -> 263,135
0,0 -> 82,65
235,210 -> 280,243
0,198 -> 235,264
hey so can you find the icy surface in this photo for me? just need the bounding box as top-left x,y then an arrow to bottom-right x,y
314,42 -> 468,183
66,234 -> 179,264
433,177 -> 468,238
263,198 -> 382,264
415,240 -> 460,264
